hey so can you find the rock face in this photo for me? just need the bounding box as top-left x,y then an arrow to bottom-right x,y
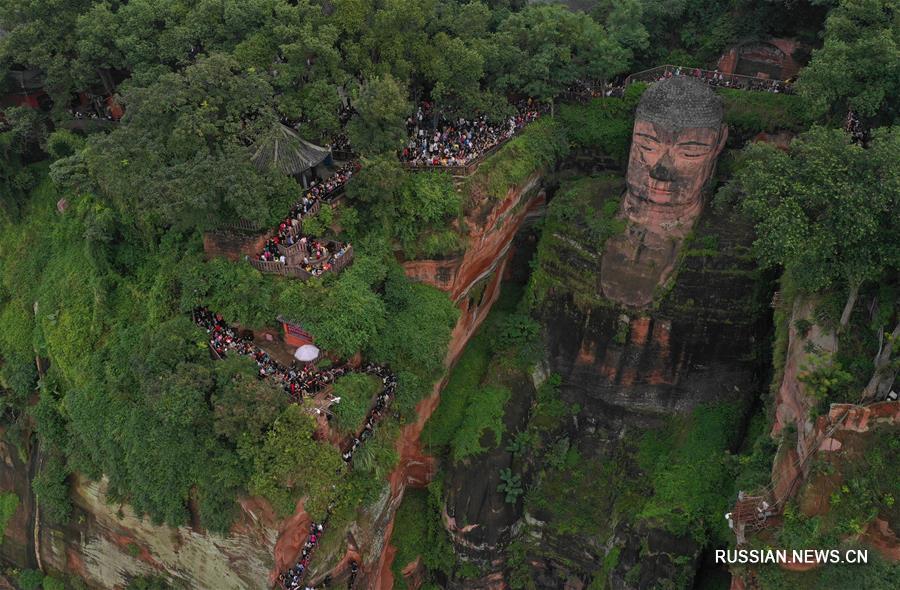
0,433 -> 36,571
546,203 -> 765,432
203,229 -> 268,262
443,370 -> 535,564
525,206 -> 766,588
429,160 -> 769,589
431,83 -> 767,587
0,470 -> 277,589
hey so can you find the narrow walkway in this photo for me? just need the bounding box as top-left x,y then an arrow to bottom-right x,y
191,308 -> 398,589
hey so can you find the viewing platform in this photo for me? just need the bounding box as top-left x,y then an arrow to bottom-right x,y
401,139 -> 508,177
625,64 -> 793,93
248,243 -> 354,280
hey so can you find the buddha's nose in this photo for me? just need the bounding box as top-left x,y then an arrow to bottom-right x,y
649,152 -> 677,182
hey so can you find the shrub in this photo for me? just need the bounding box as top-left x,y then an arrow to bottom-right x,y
466,118 -> 568,204
32,454 -> 72,525
558,86 -> 645,165
0,491 -> 20,538
300,203 -> 334,236
389,485 -> 455,588
331,373 -> 382,435
17,570 -> 44,590
451,384 -> 511,462
497,468 -> 524,504
719,88 -> 814,141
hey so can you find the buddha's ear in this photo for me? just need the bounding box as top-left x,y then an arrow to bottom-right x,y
715,125 -> 729,156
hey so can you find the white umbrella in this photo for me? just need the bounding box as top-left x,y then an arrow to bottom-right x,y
293,344 -> 320,362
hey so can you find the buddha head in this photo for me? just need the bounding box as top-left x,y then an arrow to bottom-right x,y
624,77 -> 727,232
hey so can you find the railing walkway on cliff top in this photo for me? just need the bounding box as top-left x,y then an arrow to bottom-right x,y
401,134 -> 510,177
248,244 -> 354,280
624,65 -> 793,93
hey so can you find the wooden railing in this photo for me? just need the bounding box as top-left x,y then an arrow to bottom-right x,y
218,218 -> 265,234
331,245 -> 354,273
624,64 -> 793,93
248,245 -> 354,280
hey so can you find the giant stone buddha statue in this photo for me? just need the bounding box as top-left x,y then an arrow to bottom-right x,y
601,77 -> 728,307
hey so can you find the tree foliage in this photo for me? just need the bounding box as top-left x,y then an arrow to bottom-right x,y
798,0 -> 900,120
723,125 -> 900,296
248,404 -> 346,518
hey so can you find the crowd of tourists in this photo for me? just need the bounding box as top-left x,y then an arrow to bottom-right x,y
278,366 -> 395,588
399,99 -> 542,167
844,110 -> 867,145
341,365 -> 397,462
639,66 -> 793,93
330,103 -> 356,154
566,78 -> 626,99
253,162 -> 357,274
279,520 -> 328,590
193,307 -> 350,400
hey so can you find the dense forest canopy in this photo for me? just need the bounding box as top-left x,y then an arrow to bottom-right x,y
0,0 -> 897,562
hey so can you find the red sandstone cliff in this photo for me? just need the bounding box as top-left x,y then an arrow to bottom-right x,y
267,172 -> 548,590
731,298 -> 900,586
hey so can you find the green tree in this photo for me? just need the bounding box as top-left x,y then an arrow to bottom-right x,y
798,0 -> 900,120
347,74 -> 411,156
0,0 -> 96,106
724,125 -> 900,327
0,107 -> 47,217
488,4 -> 630,106
67,53 -> 295,239
211,357 -> 289,445
249,404 -> 346,518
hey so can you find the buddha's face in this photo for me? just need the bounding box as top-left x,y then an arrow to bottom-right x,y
626,120 -> 727,212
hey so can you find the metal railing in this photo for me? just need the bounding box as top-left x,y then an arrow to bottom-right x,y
624,65 -> 793,93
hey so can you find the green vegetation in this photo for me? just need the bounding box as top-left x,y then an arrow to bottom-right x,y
248,404 -> 346,519
721,124 -> 900,407
0,170 -> 456,530
423,285 -> 526,462
527,174 -> 626,310
346,161 -> 464,259
525,402 -> 747,547
497,467 -> 524,504
558,83 -> 646,164
466,118 -> 569,205
331,373 -> 382,435
14,571 -> 65,590
0,491 -> 19,538
750,426 -> 900,589
637,403 -> 744,544
390,485 -> 455,590
1,0 -> 896,584
725,125 -> 899,304
798,0 -> 900,121
718,88 -> 815,140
